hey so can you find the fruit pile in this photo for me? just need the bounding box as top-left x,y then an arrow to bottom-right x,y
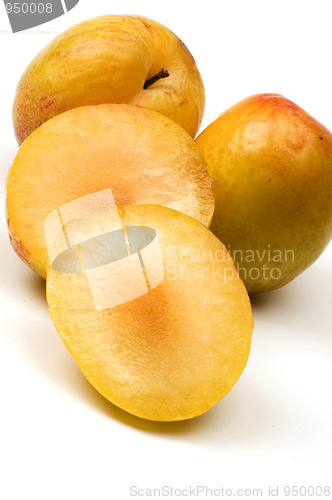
6,15 -> 332,421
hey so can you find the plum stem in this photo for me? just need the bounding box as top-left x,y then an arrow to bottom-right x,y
144,68 -> 169,89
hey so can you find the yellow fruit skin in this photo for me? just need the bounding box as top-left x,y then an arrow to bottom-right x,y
7,217 -> 41,274
13,15 -> 205,145
196,94 -> 332,294
46,205 -> 253,422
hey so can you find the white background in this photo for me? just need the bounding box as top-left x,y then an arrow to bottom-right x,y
0,1 -> 331,499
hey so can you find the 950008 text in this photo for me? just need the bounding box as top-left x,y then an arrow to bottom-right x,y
5,2 -> 53,14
